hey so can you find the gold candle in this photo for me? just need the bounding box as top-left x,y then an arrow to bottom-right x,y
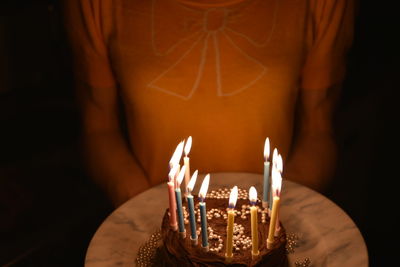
249,186 -> 260,257
225,186 -> 238,262
267,195 -> 280,248
267,169 -> 282,249
183,136 -> 192,198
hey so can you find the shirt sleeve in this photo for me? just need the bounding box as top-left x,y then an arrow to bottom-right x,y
301,0 -> 355,90
63,0 -> 116,89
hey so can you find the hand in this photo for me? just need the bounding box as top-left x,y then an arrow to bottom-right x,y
284,132 -> 338,193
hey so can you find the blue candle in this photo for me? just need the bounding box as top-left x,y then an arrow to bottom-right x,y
175,188 -> 185,234
186,170 -> 199,243
263,161 -> 270,207
262,138 -> 271,208
198,174 -> 210,250
175,166 -> 187,237
187,195 -> 197,241
199,201 -> 208,248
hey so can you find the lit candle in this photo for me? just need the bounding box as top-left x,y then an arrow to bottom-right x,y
167,165 -> 179,231
269,148 -> 279,213
275,154 -> 283,236
262,137 -> 271,208
198,174 -> 210,250
267,168 -> 282,249
183,136 -> 192,199
169,141 -> 184,170
169,141 -> 184,189
249,186 -> 259,257
186,170 -> 198,245
175,165 -> 187,238
225,186 -> 238,262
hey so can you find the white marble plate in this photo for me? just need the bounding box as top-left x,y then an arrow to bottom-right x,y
85,172 -> 368,267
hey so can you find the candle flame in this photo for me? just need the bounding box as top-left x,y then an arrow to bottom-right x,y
169,141 -> 184,168
187,169 -> 198,193
272,168 -> 282,197
168,164 -> 179,182
198,174 -> 210,201
184,136 -> 192,156
264,137 -> 270,162
176,165 -> 186,187
228,186 -> 238,209
272,148 -> 278,169
249,186 -> 257,205
277,154 -> 283,173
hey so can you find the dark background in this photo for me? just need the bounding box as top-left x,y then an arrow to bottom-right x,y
0,0 -> 397,266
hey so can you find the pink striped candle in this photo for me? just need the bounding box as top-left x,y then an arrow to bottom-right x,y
167,165 -> 179,231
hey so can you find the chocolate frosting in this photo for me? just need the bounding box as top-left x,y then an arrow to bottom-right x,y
154,195 -> 288,267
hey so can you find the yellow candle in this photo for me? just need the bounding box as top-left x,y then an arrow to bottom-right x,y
183,136 -> 192,197
249,186 -> 259,257
273,153 -> 283,237
226,210 -> 234,259
225,186 -> 238,262
267,169 -> 282,249
269,148 -> 279,214
267,196 -> 280,249
183,156 -> 190,196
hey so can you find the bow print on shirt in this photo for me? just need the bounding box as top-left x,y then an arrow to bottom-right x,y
148,0 -> 280,100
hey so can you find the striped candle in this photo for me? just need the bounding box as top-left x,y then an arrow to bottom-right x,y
167,165 -> 178,231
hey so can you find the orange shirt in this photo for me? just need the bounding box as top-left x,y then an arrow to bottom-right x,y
64,0 -> 354,186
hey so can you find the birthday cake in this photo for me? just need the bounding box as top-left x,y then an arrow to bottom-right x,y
154,187 -> 288,267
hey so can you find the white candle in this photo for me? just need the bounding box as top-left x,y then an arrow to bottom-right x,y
225,186 -> 238,262
183,136 -> 192,198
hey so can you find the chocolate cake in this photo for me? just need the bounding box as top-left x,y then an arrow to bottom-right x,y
154,188 -> 288,266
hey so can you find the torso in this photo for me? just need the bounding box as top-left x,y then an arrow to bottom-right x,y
105,0 -> 310,185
